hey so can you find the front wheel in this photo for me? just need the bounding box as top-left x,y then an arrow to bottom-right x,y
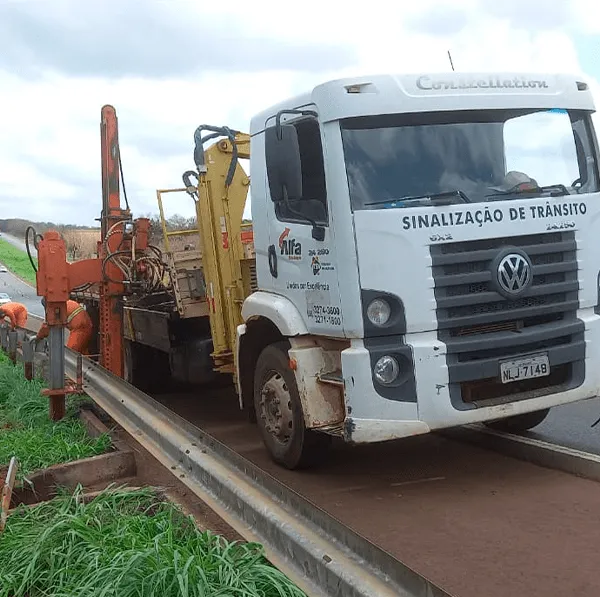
484,408 -> 550,433
253,341 -> 331,470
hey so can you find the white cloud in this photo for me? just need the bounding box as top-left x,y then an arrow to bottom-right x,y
0,0 -> 597,226
572,0 -> 600,33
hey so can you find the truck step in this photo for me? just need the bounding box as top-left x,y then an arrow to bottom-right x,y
317,371 -> 344,387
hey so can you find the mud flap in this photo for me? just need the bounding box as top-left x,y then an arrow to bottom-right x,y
288,342 -> 345,429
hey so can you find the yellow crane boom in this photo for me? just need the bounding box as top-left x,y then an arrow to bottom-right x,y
156,129 -> 255,377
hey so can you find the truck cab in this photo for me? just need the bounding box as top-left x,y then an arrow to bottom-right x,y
237,72 -> 600,467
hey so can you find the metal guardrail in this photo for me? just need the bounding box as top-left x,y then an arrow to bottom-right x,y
9,316 -> 451,595
60,348 -> 450,597
15,314 -> 600,596
443,424 -> 600,483
0,324 -> 35,367
9,314 -> 450,595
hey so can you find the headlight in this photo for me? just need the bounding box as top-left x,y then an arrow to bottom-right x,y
374,355 -> 399,385
367,298 -> 391,326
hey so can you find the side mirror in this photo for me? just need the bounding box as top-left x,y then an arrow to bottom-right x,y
265,124 -> 302,202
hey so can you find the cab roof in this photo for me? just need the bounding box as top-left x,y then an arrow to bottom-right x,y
250,72 -> 595,132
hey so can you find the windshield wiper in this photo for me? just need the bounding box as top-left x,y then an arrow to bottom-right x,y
366,190 -> 472,207
486,184 -> 571,199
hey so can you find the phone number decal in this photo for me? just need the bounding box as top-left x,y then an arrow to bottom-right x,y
309,305 -> 342,326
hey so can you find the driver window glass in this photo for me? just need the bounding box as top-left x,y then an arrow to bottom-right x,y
503,110 -> 580,186
274,118 -> 328,226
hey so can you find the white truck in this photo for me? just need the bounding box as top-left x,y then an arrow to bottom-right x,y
83,72 -> 600,470
240,71 -> 600,467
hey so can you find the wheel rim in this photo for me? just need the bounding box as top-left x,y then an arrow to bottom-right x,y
259,370 -> 294,445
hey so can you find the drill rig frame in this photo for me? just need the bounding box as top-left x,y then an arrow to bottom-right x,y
33,105 -> 161,420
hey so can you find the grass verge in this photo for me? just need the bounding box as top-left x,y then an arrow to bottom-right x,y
0,484 -> 306,597
0,236 -> 37,286
0,352 -> 110,480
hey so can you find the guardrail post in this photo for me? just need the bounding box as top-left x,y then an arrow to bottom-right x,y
0,324 -> 8,352
76,353 -> 83,391
8,331 -> 18,363
16,329 -> 26,346
48,326 -> 66,420
22,337 -> 35,381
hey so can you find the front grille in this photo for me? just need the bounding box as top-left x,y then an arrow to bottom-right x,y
430,232 -> 584,405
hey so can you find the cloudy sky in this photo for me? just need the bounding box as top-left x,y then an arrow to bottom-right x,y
0,0 -> 598,226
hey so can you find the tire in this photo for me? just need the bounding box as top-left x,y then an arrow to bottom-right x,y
124,340 -> 152,392
124,340 -> 170,394
253,341 -> 331,470
484,408 -> 550,433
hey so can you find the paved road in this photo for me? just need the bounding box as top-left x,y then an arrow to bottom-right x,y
525,396 -> 600,455
0,232 -> 42,317
0,231 -> 37,256
0,266 -> 43,317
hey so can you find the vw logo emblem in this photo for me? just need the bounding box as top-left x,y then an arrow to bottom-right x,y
497,253 -> 532,296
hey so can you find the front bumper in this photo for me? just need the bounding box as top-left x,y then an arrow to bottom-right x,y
340,317 -> 600,444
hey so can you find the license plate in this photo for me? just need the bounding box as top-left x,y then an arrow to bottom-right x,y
499,354 -> 550,384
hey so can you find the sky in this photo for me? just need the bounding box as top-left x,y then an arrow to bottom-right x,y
0,0 -> 599,227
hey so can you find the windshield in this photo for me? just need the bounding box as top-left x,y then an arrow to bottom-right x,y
340,109 -> 600,210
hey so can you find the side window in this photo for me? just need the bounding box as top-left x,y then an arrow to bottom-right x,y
274,118 -> 328,225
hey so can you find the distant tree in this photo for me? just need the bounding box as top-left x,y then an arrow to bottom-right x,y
61,229 -> 100,260
0,218 -> 98,241
0,212 -> 205,255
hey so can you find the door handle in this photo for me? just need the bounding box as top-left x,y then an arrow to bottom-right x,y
268,245 -> 278,278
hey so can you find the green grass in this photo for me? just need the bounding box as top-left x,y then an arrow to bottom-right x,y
0,236 -> 37,286
0,342 -> 303,596
0,484 -> 305,597
0,352 -> 110,480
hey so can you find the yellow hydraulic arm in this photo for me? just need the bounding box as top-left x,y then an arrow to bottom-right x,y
183,127 -> 253,375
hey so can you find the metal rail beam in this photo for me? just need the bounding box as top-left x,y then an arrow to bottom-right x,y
20,315 -> 448,595
27,313 -> 600,595
62,348 -> 449,597
443,424 -> 600,483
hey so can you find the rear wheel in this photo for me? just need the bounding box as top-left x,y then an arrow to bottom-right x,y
124,340 -> 170,394
253,341 -> 331,469
484,408 -> 550,433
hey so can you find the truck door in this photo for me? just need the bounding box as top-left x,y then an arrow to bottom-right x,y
264,110 -> 344,338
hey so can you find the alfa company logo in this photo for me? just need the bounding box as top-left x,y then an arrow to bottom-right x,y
279,227 -> 302,260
